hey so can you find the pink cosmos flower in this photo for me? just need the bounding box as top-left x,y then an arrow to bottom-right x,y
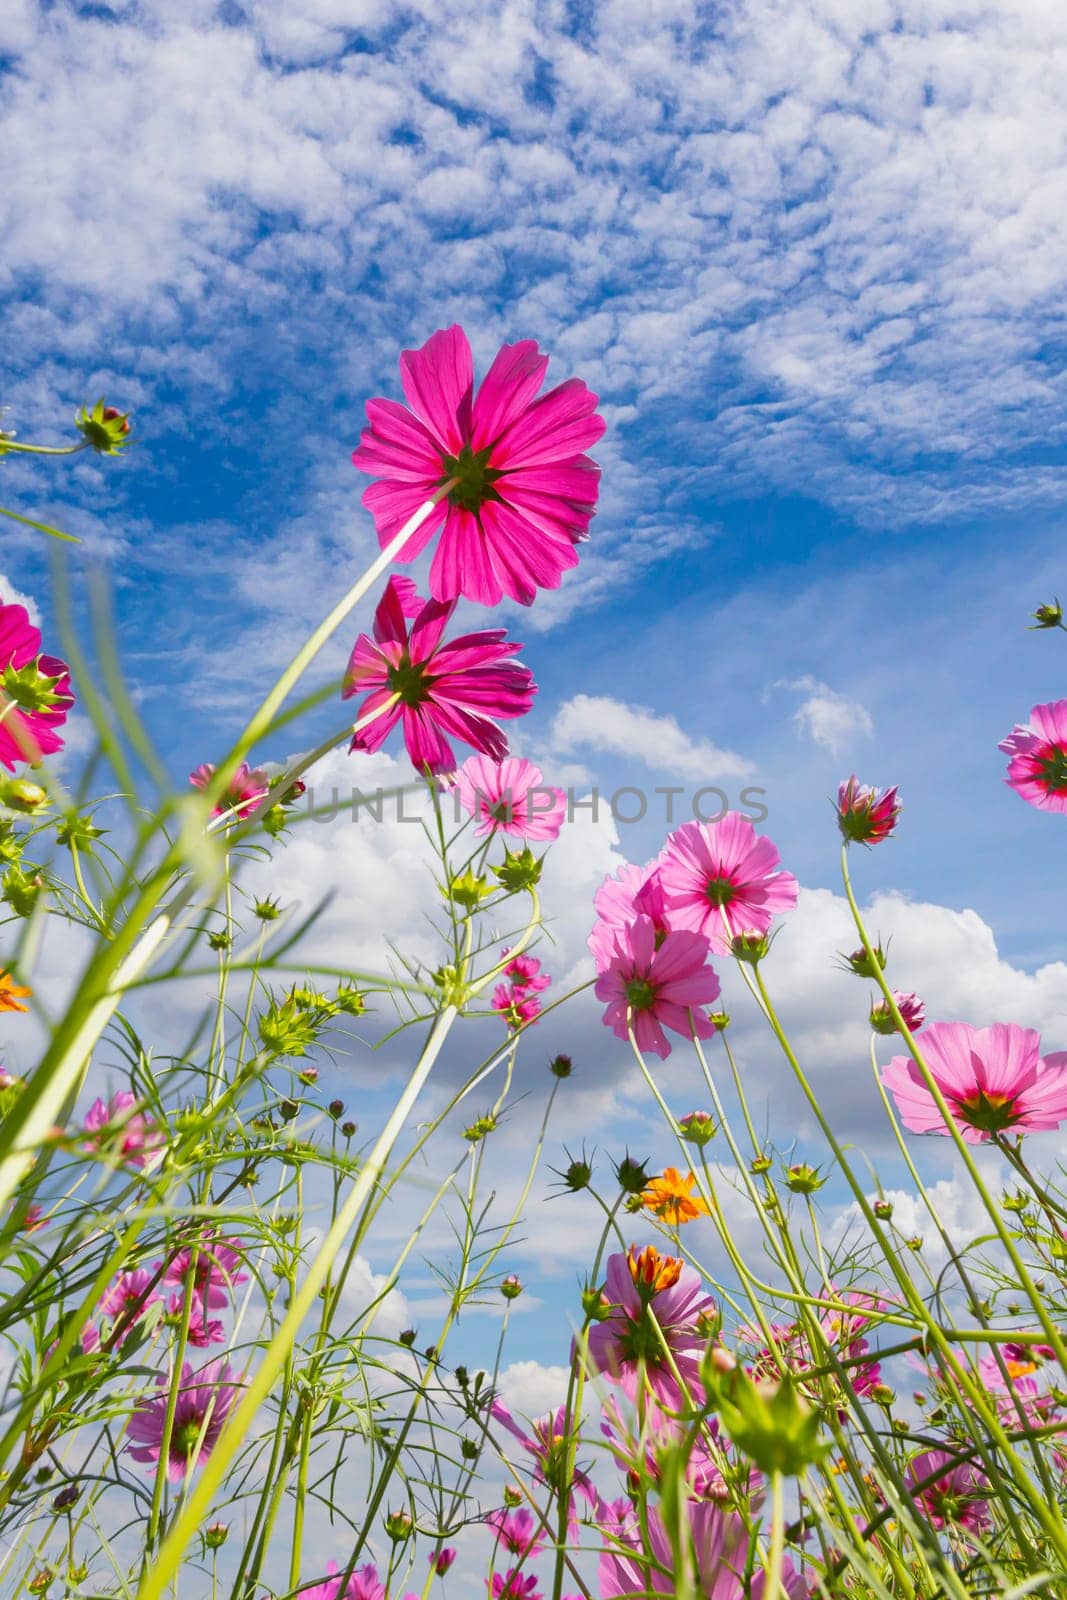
168,1293 -> 226,1347
348,1568 -> 386,1600
161,1235 -> 248,1308
429,1548 -> 457,1576
502,949 -> 551,993
83,1091 -> 163,1169
490,1574 -> 541,1600
189,761 -> 270,819
588,858 -> 670,972
491,984 -> 543,1030
99,1270 -> 161,1343
455,754 -> 565,840
977,1340 -> 1053,1394
869,991 -> 925,1035
594,915 -> 720,1060
585,1244 -> 718,1407
489,1400 -> 596,1510
882,1021 -> 1067,1143
296,1563 -> 346,1600
658,815 -> 798,955
836,776 -> 901,844
353,325 -> 605,608
343,577 -> 535,776
0,597 -> 74,771
904,1449 -> 989,1532
599,1500 -> 806,1600
485,1507 -> 547,1559
126,1357 -> 240,1481
1000,700 -> 1067,812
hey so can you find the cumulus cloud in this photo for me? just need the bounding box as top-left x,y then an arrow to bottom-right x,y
779,675 -> 874,754
549,693 -> 755,782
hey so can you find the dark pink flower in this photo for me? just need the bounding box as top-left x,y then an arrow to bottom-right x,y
168,1293 -> 226,1347
658,815 -> 798,956
1000,700 -> 1067,812
353,325 -> 605,607
99,1270 -> 161,1342
585,1245 -> 717,1407
343,577 -> 535,776
904,1449 -> 989,1532
0,597 -> 74,771
83,1091 -> 163,1169
489,1573 -> 541,1600
594,915 -> 720,1060
189,761 -> 270,819
882,1021 -> 1067,1143
502,949 -> 551,993
428,1548 -> 457,1576
491,982 -> 544,1030
485,1507 -> 546,1558
836,776 -> 901,844
161,1235 -> 248,1308
589,859 -> 670,972
455,754 -> 565,840
126,1357 -> 241,1481
869,991 -> 925,1035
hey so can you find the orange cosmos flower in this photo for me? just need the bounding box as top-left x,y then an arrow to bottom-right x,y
0,972 -> 31,1013
641,1167 -> 711,1226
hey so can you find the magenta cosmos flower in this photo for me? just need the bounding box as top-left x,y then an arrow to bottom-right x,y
83,1090 -> 163,1169
869,990 -> 925,1035
353,325 -> 605,608
836,776 -> 901,844
595,914 -> 720,1059
454,754 -> 565,839
0,596 -> 74,771
343,577 -> 535,776
585,1244 -> 718,1407
126,1357 -> 241,1480
588,857 -> 670,972
485,1507 -> 546,1559
599,1499 -> 806,1600
904,1449 -> 989,1532
189,760 -> 270,819
658,815 -> 798,956
882,1021 -> 1067,1143
161,1234 -> 248,1308
1000,700 -> 1067,812
98,1270 -> 161,1343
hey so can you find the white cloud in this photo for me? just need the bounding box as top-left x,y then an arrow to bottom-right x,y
780,675 -> 874,754
0,570 -> 40,624
549,693 -> 755,783
494,1360 -> 571,1420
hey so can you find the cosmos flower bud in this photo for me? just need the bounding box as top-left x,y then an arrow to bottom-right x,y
749,1154 -> 772,1174
27,1570 -> 53,1596
844,943 -> 887,977
873,1198 -> 894,1220
3,866 -> 44,918
784,1163 -> 824,1194
730,931 -> 770,964
1030,599 -> 1063,629
385,1510 -> 413,1542
581,1284 -> 612,1321
499,1274 -> 523,1300
492,844 -> 545,893
464,1114 -> 497,1143
503,1485 -> 523,1508
560,1153 -> 593,1191
398,1329 -> 416,1347
701,1361 -> 827,1476
75,399 -> 133,454
679,1110 -> 716,1146
429,1548 -> 457,1575
0,777 -> 47,813
446,869 -> 491,908
614,1154 -> 651,1195
709,1010 -> 731,1029
870,991 -> 925,1035
549,1052 -> 573,1077
204,1523 -> 229,1549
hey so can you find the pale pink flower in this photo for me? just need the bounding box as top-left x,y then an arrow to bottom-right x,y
883,1021 -> 1067,1142
658,815 -> 798,955
296,1563 -> 346,1600
0,597 -> 74,771
353,325 -> 605,607
83,1091 -> 163,1169
348,1568 -> 386,1600
837,776 -> 901,844
344,577 -> 535,776
586,1244 -> 717,1408
594,914 -> 719,1059
1000,700 -> 1067,812
904,1449 -> 989,1531
588,858 -> 670,972
455,754 -> 565,839
599,1499 -> 806,1599
126,1358 -> 240,1480
189,761 -> 270,819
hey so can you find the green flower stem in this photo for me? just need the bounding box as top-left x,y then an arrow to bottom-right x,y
0,439 -> 88,456
840,843 -> 1067,1375
766,1470 -> 785,1600
136,1002 -> 459,1600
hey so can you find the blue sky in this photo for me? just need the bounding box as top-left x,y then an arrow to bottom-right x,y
4,0 -> 1067,1492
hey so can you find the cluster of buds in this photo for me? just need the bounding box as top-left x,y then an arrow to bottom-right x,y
257,983 -> 365,1060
